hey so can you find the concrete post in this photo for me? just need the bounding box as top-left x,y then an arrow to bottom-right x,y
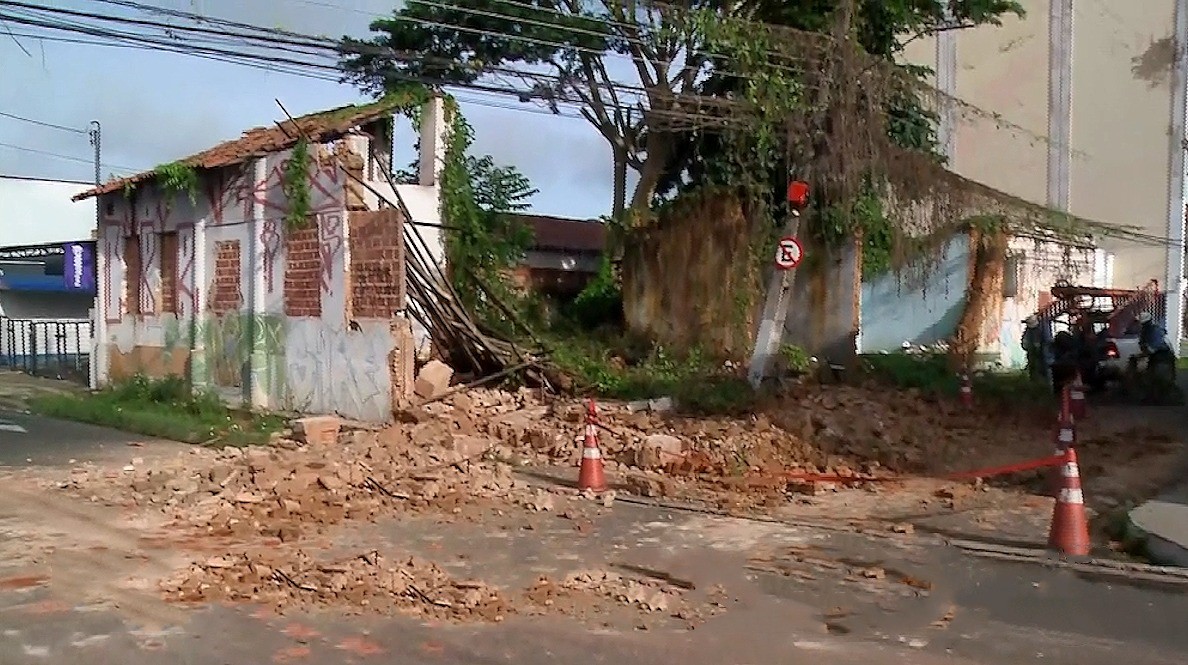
189,214 -> 208,389
246,157 -> 269,409
1164,0 -> 1188,353
747,212 -> 802,388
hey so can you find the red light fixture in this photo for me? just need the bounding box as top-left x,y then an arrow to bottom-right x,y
787,180 -> 809,210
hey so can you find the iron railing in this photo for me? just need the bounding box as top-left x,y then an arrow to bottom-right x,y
0,316 -> 92,383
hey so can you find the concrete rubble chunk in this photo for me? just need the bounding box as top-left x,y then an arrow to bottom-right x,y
291,416 -> 341,447
414,360 -> 454,399
634,434 -> 685,470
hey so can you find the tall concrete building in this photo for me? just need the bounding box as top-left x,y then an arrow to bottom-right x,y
901,0 -> 1188,347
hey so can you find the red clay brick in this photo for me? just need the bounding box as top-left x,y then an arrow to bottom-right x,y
160,231 -> 179,314
349,209 -> 405,319
284,225 -> 322,317
210,240 -> 242,315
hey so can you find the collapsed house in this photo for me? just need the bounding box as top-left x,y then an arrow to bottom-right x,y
72,96 -> 453,421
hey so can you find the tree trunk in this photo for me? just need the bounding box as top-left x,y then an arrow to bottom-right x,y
951,228 -> 1008,368
628,132 -> 675,219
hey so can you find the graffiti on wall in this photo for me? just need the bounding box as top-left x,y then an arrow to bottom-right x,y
318,213 -> 345,296
284,320 -> 393,421
97,138 -> 409,420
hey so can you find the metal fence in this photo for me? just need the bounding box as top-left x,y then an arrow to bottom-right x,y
0,316 -> 92,383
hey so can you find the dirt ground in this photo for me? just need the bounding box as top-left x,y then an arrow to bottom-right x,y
5,380 -> 1178,623
2,377 -> 1188,663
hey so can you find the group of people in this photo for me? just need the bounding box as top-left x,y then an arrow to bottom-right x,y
1021,310 -> 1172,395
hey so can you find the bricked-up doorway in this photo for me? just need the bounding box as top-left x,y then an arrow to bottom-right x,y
348,209 -> 406,318
348,208 -> 414,408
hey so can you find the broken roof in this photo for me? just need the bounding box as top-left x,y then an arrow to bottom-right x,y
73,98 -> 405,201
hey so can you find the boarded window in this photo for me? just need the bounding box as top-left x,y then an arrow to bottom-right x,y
210,240 -> 242,315
1003,252 -> 1022,298
349,209 -> 405,319
124,233 -> 141,316
284,225 -> 322,317
159,231 -> 179,314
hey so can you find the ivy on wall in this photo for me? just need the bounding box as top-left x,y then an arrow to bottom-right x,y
151,161 -> 200,204
282,138 -> 313,231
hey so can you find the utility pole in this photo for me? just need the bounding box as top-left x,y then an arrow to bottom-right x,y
746,1 -> 856,388
87,120 -> 103,391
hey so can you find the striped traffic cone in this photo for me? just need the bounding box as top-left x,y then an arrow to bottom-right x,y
1047,447 -> 1091,557
577,399 -> 607,492
959,372 -> 974,410
1070,371 -> 1087,420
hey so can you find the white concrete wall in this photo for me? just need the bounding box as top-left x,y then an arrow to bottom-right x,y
858,233 -> 1097,368
900,0 -> 1186,345
859,235 -> 970,352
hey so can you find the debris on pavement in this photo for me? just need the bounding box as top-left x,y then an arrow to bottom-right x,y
163,548 -> 512,622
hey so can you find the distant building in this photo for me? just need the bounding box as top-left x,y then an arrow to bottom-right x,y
900,0 -> 1188,347
508,213 -> 606,298
0,240 -> 97,379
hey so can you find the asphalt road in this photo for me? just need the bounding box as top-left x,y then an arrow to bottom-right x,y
0,410 -> 170,467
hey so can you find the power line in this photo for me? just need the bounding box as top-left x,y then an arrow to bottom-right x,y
0,173 -> 92,185
0,109 -> 85,134
0,140 -> 136,172
46,0 -> 755,125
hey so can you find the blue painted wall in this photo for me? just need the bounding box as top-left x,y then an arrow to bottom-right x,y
858,234 -> 970,352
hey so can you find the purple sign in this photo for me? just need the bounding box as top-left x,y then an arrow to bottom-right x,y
63,242 -> 96,293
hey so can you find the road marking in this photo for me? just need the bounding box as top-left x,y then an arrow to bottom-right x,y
0,420 -> 27,433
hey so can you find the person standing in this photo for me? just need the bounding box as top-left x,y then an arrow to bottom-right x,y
1021,315 -> 1053,384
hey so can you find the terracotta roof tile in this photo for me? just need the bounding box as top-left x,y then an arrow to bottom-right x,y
73,98 -> 406,201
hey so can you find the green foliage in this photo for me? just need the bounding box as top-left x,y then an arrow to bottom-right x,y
779,343 -> 812,374
814,182 -> 895,279
860,352 -> 1050,406
548,336 -> 757,415
662,1 -> 1025,264
29,374 -> 285,446
565,255 -> 622,329
282,138 -> 314,231
153,161 -> 200,204
436,97 -> 538,328
339,1 -> 610,95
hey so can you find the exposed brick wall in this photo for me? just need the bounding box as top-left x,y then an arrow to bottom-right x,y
210,240 -> 242,315
348,208 -> 405,319
159,231 -> 179,314
124,233 -> 141,316
284,225 -> 323,317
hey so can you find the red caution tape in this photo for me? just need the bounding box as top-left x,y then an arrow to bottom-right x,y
762,453 -> 1068,485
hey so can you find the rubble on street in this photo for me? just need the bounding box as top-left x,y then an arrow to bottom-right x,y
46,379 -> 1186,624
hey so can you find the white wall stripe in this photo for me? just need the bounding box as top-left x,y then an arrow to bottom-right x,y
1165,0 -> 1188,353
936,2 -> 958,161
1046,0 -> 1074,213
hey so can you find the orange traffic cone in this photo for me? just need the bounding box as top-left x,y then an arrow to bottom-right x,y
577,399 -> 607,492
1070,371 -> 1087,420
959,373 -> 973,409
1047,447 -> 1091,557
1053,408 -> 1076,451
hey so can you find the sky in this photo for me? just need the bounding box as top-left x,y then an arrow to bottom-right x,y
0,177 -> 93,245
0,0 -> 625,246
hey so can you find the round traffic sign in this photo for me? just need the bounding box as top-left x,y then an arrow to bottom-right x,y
774,236 -> 803,270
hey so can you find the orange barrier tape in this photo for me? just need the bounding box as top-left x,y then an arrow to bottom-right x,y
765,453 -> 1068,485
